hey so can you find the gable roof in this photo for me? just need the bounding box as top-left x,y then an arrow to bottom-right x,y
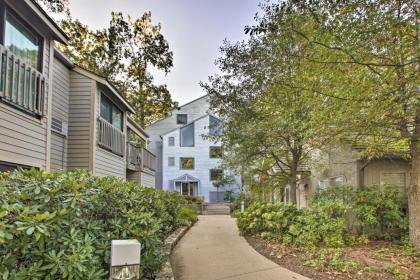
160,114 -> 221,137
27,0 -> 68,43
171,174 -> 200,182
146,94 -> 209,127
73,66 -> 135,114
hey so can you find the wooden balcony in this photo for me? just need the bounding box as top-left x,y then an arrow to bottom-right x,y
97,116 -> 125,156
126,141 -> 142,171
142,148 -> 156,172
0,45 -> 46,116
126,142 -> 156,172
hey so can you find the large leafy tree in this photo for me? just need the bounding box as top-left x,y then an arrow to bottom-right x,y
249,0 -> 419,245
202,10 -> 333,203
60,12 -> 178,127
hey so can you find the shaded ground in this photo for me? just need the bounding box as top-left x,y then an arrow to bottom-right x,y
170,215 -> 310,280
245,236 -> 420,280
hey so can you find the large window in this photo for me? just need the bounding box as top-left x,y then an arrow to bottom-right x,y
209,115 -> 223,136
180,158 -> 194,169
210,146 -> 222,158
210,169 -> 223,181
100,94 -> 123,130
5,13 -> 41,69
180,123 -> 194,147
177,114 -> 188,124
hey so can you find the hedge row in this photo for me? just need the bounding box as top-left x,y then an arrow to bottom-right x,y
236,185 -> 408,249
0,169 -> 192,279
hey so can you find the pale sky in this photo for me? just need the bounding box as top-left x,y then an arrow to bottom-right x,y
68,0 -> 260,105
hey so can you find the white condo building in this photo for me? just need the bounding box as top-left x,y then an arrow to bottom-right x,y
145,95 -> 241,202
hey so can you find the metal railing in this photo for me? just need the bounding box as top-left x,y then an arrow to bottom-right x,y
126,142 -> 142,171
0,45 -> 46,116
97,116 -> 125,156
142,148 -> 156,172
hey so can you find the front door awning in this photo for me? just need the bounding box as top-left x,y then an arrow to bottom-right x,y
172,173 -> 200,182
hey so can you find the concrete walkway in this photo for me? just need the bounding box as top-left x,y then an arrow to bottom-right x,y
171,215 -> 310,280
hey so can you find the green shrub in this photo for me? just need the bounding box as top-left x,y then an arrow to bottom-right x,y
0,169 -> 189,279
236,202 -> 347,248
178,207 -> 197,226
311,185 -> 408,238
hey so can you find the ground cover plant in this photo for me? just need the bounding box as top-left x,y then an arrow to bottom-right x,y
236,186 -> 419,279
0,169 -> 191,279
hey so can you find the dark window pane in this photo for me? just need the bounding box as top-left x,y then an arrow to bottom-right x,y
101,95 -> 123,130
112,109 -> 122,130
209,116 -> 223,136
100,96 -> 112,123
5,15 -> 40,69
210,169 -> 223,181
180,123 -> 194,147
180,158 -> 194,169
177,114 -> 188,124
210,146 -> 222,158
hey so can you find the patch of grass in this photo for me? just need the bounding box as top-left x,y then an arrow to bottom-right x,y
383,264 -> 408,280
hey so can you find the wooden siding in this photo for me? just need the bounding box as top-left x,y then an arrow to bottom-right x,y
94,146 -> 125,178
364,159 -> 411,187
141,172 -> 155,188
67,72 -> 92,170
50,133 -> 66,170
0,37 -> 52,169
50,60 -> 70,171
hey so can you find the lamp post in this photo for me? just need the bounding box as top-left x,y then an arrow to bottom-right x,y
110,240 -> 141,280
241,201 -> 245,213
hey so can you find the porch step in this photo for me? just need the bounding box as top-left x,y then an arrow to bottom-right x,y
204,203 -> 231,215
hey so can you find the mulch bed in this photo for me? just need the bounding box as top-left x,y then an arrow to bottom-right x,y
245,235 -> 420,280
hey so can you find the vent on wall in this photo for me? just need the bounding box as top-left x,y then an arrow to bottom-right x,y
51,118 -> 68,136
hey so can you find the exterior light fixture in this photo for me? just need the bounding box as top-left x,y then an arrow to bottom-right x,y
110,240 -> 141,280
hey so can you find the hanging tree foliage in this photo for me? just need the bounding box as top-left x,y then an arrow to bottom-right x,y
60,12 -> 178,127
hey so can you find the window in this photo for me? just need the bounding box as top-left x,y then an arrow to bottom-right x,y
210,146 -> 222,158
5,13 -> 41,69
180,158 -> 194,169
100,94 -> 123,130
177,114 -> 188,124
209,115 -> 223,136
180,123 -> 194,147
168,137 -> 175,146
210,169 -> 223,181
168,157 -> 175,167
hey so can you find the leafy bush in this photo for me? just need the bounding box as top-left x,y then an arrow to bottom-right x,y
0,169 -> 189,279
178,207 -> 197,226
238,185 -> 408,249
236,201 -> 348,249
311,185 -> 408,237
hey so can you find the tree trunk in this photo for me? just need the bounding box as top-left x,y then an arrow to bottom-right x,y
289,165 -> 297,204
409,106 -> 420,246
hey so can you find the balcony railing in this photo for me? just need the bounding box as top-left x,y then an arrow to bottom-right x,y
97,116 -> 125,156
142,148 -> 156,172
126,142 -> 142,171
0,45 -> 46,116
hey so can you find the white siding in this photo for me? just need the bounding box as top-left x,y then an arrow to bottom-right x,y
94,147 -> 125,178
50,60 -> 70,171
161,115 -> 240,202
67,72 -> 93,170
146,95 -> 210,188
